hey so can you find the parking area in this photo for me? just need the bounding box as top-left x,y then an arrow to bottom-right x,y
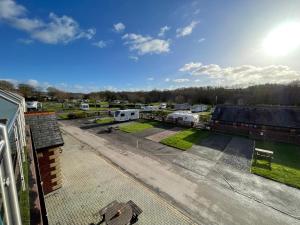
57,119 -> 300,225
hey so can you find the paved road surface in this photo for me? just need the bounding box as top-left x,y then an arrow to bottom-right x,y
58,121 -> 300,225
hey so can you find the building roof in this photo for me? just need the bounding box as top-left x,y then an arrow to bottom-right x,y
25,112 -> 64,151
212,105 -> 300,129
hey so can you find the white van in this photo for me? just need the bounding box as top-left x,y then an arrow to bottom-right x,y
80,103 -> 89,111
114,109 -> 139,122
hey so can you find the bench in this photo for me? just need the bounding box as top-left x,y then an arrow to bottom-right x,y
253,148 -> 274,169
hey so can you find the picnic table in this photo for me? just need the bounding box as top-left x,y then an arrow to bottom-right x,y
98,200 -> 142,225
253,148 -> 274,169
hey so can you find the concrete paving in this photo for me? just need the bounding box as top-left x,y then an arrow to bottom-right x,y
58,120 -> 300,225
45,132 -> 195,225
145,127 -> 182,142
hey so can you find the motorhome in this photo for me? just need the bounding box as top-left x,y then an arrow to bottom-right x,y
80,103 -> 89,111
191,104 -> 208,113
114,109 -> 139,122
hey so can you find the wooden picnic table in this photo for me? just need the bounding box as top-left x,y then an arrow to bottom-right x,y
105,203 -> 132,225
98,200 -> 142,225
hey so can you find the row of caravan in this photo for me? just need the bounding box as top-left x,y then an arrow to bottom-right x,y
113,109 -> 200,124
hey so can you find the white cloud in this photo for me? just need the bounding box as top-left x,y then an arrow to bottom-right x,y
26,79 -> 39,87
122,33 -> 170,55
180,62 -> 300,87
0,0 -> 26,19
0,0 -> 95,44
158,25 -> 170,37
176,21 -> 198,38
198,38 -> 205,43
92,40 -> 107,48
129,56 -> 139,62
147,77 -> 154,81
113,22 -> 125,33
173,78 -> 189,83
17,38 -> 34,44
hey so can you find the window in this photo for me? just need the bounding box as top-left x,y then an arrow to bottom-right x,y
121,113 -> 125,117
131,112 -> 135,116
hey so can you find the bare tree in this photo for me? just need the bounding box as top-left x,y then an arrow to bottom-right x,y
0,80 -> 15,91
18,83 -> 35,98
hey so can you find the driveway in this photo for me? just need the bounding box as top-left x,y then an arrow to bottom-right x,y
59,121 -> 300,225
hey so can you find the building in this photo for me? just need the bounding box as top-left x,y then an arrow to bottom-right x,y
211,105 -> 300,145
0,89 -> 65,224
0,89 -> 27,225
26,112 -> 64,194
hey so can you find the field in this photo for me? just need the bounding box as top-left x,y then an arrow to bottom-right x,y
95,117 -> 114,124
251,141 -> 300,189
119,121 -> 161,133
160,128 -> 211,150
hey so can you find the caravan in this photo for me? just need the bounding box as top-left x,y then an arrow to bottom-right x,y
114,109 -> 139,122
80,103 -> 89,111
167,111 -> 199,125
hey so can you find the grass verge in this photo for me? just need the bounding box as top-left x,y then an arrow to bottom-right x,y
160,128 -> 211,150
19,148 -> 30,225
120,121 -> 161,133
251,141 -> 300,189
95,117 -> 114,124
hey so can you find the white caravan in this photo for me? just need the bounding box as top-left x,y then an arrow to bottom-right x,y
141,105 -> 159,112
80,103 -> 90,111
114,109 -> 139,122
167,111 -> 199,123
26,101 -> 42,111
160,103 -> 167,109
191,104 -> 208,113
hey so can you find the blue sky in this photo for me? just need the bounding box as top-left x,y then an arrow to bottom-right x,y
0,0 -> 300,92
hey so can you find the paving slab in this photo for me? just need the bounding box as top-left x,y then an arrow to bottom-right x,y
45,132 -> 195,225
146,127 -> 182,142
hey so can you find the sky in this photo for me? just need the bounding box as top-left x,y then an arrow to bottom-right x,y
0,0 -> 300,93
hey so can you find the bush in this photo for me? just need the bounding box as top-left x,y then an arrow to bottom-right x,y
67,112 -> 87,119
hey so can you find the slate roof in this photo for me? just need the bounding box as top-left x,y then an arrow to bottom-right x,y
212,105 -> 300,129
25,112 -> 64,151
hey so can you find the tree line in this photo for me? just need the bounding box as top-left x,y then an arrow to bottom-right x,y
1,80 -> 300,106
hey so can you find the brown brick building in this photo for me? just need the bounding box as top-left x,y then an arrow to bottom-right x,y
211,105 -> 300,145
26,112 -> 64,194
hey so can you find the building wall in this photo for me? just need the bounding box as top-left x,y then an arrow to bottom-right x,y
211,121 -> 300,145
36,147 -> 62,195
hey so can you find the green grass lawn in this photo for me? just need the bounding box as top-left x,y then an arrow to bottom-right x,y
120,121 -> 161,133
42,102 -> 63,112
19,148 -> 30,225
251,141 -> 300,189
160,128 -> 211,150
95,117 -> 114,124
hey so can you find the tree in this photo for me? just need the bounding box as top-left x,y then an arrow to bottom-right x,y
18,83 -> 35,98
47,87 -> 70,101
0,80 -> 15,91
